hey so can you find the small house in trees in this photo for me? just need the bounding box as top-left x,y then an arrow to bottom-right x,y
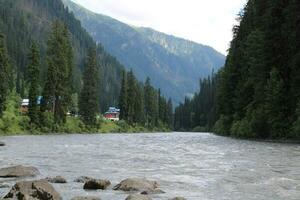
20,96 -> 42,114
104,107 -> 120,121
20,99 -> 29,113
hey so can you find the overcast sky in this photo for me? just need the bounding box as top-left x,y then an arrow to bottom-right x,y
72,0 -> 247,54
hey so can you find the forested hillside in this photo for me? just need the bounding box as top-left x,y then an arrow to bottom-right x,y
62,0 -> 225,104
175,0 -> 300,139
0,0 -> 124,111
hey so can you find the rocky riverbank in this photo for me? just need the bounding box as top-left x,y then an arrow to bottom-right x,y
0,165 -> 186,200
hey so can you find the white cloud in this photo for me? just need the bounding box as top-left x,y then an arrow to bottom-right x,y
72,0 -> 247,54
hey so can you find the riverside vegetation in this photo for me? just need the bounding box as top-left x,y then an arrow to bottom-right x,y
0,24 -> 172,135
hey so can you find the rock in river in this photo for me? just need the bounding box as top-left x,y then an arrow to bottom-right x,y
125,194 -> 152,200
0,141 -> 5,146
46,176 -> 67,184
71,197 -> 101,200
113,178 -> 158,192
0,165 -> 40,178
170,198 -> 187,200
140,188 -> 165,195
83,179 -> 111,190
3,180 -> 62,200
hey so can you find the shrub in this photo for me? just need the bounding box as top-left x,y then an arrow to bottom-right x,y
213,115 -> 232,135
230,119 -> 252,138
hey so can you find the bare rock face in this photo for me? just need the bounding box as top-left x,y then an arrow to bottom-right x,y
125,194 -> 152,200
0,165 -> 40,178
71,197 -> 101,200
0,141 -> 5,146
83,179 -> 111,190
74,176 -> 94,183
46,176 -> 67,184
3,180 -> 62,200
113,178 -> 158,192
170,198 -> 187,200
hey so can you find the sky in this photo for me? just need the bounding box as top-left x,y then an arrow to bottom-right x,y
72,0 -> 247,55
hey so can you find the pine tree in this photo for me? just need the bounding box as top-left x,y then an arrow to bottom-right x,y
41,21 -> 74,125
79,48 -> 100,126
0,33 -> 12,116
119,71 -> 128,120
144,77 -> 158,128
265,68 -> 288,138
27,42 -> 40,125
167,98 -> 173,129
133,83 -> 145,124
126,70 -> 137,124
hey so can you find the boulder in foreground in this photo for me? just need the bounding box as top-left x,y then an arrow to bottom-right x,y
3,179 -> 62,200
46,176 -> 67,184
125,194 -> 152,200
113,178 -> 158,192
71,197 -> 101,200
83,179 -> 111,190
0,165 -> 40,178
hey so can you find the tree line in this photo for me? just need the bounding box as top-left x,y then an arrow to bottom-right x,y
0,21 -> 101,130
119,72 -> 173,129
175,0 -> 300,139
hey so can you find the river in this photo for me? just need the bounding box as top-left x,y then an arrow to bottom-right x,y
0,132 -> 300,199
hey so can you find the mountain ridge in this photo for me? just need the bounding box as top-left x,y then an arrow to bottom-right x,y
63,0 -> 225,103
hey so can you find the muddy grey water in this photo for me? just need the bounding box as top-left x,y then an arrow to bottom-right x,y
0,132 -> 300,200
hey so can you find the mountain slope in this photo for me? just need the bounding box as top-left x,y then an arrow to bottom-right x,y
63,0 -> 225,103
0,0 -> 124,111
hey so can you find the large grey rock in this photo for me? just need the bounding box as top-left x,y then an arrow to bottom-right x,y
46,176 -> 67,184
170,198 -> 187,200
0,141 -> 5,146
71,197 -> 101,200
125,194 -> 152,200
83,179 -> 111,190
74,176 -> 94,183
0,165 -> 40,178
113,178 -> 158,192
3,180 -> 62,200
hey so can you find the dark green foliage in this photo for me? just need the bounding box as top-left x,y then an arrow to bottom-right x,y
0,33 -> 12,116
118,74 -> 172,129
79,48 -> 100,126
41,21 -> 73,125
144,78 -> 159,128
27,42 -> 40,125
174,75 -> 217,132
119,71 -> 128,120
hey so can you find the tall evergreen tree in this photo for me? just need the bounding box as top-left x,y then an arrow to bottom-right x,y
119,71 -> 128,120
126,70 -> 137,124
41,21 -> 74,125
166,98 -> 173,129
27,42 -> 40,125
79,48 -> 100,126
144,77 -> 158,128
0,33 -> 12,116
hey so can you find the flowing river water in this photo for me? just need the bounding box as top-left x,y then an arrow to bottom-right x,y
0,132 -> 300,200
